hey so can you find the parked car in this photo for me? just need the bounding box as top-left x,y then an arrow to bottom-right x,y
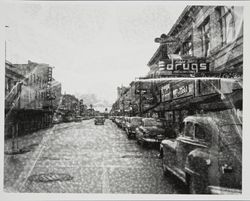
62,115 -> 74,123
160,115 -> 242,194
114,116 -> 122,127
121,117 -> 129,130
94,116 -> 105,125
135,118 -> 167,147
74,116 -> 82,122
117,116 -> 125,128
52,117 -> 61,124
125,117 -> 143,139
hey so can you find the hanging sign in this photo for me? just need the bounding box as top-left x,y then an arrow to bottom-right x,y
158,59 -> 209,74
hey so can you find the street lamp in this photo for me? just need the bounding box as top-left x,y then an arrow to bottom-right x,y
5,25 -> 9,61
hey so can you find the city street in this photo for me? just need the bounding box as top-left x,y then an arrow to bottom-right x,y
4,119 -> 187,194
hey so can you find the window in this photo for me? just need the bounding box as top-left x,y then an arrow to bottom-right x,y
175,48 -> 181,55
195,125 -> 206,140
182,36 -> 193,56
216,6 -> 243,45
199,17 -> 210,57
184,122 -> 195,138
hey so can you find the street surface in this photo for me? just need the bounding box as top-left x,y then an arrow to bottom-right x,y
4,119 -> 187,193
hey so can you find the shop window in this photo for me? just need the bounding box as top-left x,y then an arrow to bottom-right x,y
216,6 -> 243,45
198,17 -> 210,57
182,36 -> 193,56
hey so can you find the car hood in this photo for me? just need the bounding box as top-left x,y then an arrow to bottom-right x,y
141,126 -> 165,135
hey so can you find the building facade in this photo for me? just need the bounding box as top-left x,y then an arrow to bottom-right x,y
146,5 -> 243,131
111,6 -> 243,134
5,60 -> 59,138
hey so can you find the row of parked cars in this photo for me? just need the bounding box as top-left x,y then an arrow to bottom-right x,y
110,115 -> 242,194
111,116 -> 176,147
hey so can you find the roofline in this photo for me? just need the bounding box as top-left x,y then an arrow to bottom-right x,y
147,46 -> 161,66
167,6 -> 192,37
147,6 -> 195,67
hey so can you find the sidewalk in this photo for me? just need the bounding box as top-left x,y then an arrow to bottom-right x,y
4,127 -> 51,191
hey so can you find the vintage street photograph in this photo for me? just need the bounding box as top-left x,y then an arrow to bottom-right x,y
3,1 -> 243,195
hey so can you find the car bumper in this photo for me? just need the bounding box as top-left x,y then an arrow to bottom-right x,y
142,138 -> 160,143
208,186 -> 242,195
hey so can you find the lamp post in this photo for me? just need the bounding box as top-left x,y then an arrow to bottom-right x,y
5,25 -> 9,61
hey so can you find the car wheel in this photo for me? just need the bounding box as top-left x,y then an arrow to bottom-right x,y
188,174 -> 206,194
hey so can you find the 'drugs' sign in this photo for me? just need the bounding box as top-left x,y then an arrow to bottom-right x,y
158,59 -> 209,73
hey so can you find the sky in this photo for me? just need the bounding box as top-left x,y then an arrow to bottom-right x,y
2,1 -> 185,105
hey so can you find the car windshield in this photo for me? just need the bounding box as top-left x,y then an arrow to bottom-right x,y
184,122 -> 195,138
143,119 -> 157,126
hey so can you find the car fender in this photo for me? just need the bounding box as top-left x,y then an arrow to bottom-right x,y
161,139 -> 178,153
185,148 -> 212,177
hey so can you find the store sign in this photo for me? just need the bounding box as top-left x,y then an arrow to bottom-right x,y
161,84 -> 171,102
173,83 -> 194,99
159,59 -> 209,73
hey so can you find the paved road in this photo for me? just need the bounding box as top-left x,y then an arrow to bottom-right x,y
4,119 -> 187,193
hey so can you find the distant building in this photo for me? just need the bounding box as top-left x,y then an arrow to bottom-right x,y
51,79 -> 62,110
59,94 -> 79,115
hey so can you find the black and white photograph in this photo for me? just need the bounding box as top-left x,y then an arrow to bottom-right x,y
1,0 -> 247,198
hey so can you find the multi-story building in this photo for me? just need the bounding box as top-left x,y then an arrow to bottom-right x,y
51,79 -> 62,110
13,60 -> 53,109
5,60 -> 57,137
59,94 -> 79,115
148,6 -> 243,78
145,5 -> 243,130
5,61 -> 25,138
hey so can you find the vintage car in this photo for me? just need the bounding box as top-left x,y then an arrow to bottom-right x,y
135,118 -> 167,147
74,116 -> 82,122
125,117 -> 143,139
62,115 -> 74,123
160,115 -> 242,194
94,116 -> 105,125
121,117 -> 130,130
114,116 -> 123,128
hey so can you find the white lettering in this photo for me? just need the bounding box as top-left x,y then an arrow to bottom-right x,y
166,64 -> 174,70
200,63 -> 208,71
183,63 -> 189,70
191,64 -> 198,72
175,63 -> 182,71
